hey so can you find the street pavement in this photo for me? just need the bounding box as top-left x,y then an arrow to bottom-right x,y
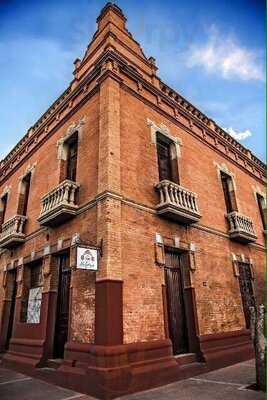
0,359 -> 264,400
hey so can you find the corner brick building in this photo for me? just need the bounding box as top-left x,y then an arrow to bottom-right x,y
0,3 -> 265,399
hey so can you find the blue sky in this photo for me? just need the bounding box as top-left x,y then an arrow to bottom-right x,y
0,0 -> 265,161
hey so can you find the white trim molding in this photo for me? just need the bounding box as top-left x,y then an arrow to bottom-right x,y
19,162 -> 37,182
213,161 -> 238,197
18,162 -> 37,194
57,116 -> 86,161
0,185 -> 11,199
252,185 -> 266,206
214,161 -> 235,180
147,118 -> 182,158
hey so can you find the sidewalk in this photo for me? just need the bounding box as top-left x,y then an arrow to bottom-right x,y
0,359 -> 264,400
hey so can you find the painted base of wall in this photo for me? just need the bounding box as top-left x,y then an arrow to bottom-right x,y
2,329 -> 254,400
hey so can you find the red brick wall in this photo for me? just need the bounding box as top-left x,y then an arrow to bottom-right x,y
0,4 -> 264,349
120,87 -> 264,342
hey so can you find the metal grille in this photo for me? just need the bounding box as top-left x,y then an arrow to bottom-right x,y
238,262 -> 256,329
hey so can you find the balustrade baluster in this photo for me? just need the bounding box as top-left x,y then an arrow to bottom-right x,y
69,185 -> 76,205
159,187 -> 164,204
169,185 -> 175,203
178,188 -> 183,207
173,186 -> 179,205
64,185 -> 70,203
163,183 -> 170,203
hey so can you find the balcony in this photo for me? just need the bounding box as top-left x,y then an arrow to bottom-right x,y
155,180 -> 201,224
227,211 -> 257,243
38,180 -> 79,227
0,215 -> 27,249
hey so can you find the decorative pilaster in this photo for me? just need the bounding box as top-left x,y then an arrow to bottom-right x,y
96,73 -> 123,345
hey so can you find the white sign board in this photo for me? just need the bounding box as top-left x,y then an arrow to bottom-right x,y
77,246 -> 98,270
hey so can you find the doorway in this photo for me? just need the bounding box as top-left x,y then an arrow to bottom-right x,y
238,262 -> 256,329
53,253 -> 71,359
5,269 -> 17,350
165,250 -> 188,355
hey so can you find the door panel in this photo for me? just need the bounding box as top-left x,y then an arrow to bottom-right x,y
6,270 -> 17,349
165,251 -> 188,355
238,263 -> 256,329
157,140 -> 172,181
54,254 -> 71,358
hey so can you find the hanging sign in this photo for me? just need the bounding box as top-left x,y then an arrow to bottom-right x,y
77,246 -> 98,270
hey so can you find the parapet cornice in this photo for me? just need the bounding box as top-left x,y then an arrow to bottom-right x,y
157,80 -> 265,172
0,47 -> 265,185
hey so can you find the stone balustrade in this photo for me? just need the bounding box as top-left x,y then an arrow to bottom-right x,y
227,211 -> 257,243
0,215 -> 27,249
155,180 -> 201,224
38,179 -> 79,227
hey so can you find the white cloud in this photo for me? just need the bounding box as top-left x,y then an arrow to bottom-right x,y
186,27 -> 265,82
224,127 -> 252,141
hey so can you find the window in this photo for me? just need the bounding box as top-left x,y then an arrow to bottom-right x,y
156,134 -> 179,183
256,193 -> 266,230
18,173 -> 31,216
220,172 -> 237,213
66,133 -> 78,182
20,261 -> 43,324
0,193 -> 8,230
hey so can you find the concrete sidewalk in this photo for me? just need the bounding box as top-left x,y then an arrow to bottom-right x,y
0,359 -> 264,400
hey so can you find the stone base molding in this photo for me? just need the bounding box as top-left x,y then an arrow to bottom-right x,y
2,329 -> 253,399
199,329 -> 253,369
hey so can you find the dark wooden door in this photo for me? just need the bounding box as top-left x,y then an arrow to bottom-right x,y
66,138 -> 78,182
6,269 -> 17,349
54,254 -> 71,358
238,263 -> 256,329
157,139 -> 172,181
165,251 -> 188,355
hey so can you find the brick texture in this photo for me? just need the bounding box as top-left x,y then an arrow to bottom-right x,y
0,3 -> 264,352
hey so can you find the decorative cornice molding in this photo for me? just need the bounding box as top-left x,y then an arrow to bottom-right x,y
0,188 -> 265,268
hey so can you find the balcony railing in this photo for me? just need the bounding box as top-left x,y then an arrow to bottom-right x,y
155,180 -> 201,224
38,179 -> 79,227
0,215 -> 27,249
227,211 -> 257,243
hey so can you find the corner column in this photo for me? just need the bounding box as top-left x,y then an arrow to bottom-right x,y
96,70 -> 123,345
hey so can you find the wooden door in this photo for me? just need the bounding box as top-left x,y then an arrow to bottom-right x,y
238,263 -> 256,329
54,254 -> 71,358
6,269 -> 17,349
66,138 -> 78,182
165,251 -> 188,355
157,139 -> 172,181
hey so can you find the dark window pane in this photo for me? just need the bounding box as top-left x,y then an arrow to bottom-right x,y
0,194 -> 8,229
22,174 -> 31,216
31,263 -> 43,288
221,172 -> 235,213
66,137 -> 78,181
157,139 -> 172,181
256,193 -> 266,230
